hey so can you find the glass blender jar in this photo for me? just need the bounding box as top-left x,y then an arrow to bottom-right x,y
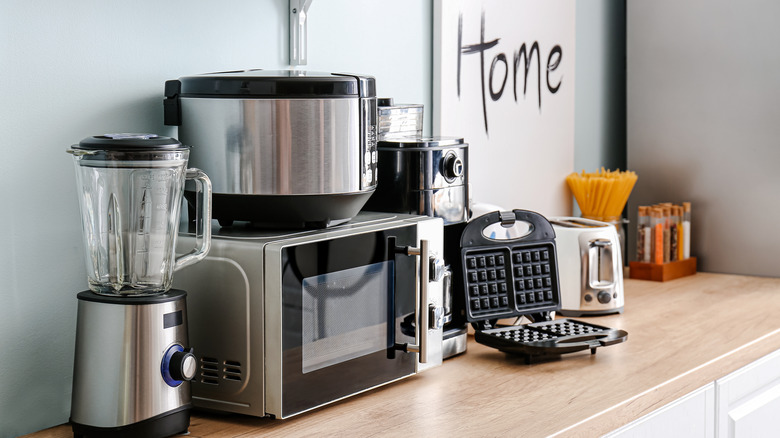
67,133 -> 211,295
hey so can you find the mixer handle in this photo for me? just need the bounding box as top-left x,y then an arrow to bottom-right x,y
174,168 -> 212,271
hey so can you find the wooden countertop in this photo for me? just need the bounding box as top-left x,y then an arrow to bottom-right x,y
28,273 -> 780,438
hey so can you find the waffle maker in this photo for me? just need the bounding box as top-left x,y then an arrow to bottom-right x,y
448,210 -> 627,363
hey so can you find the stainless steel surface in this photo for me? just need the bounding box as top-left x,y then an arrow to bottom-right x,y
404,240 -> 430,363
552,217 -> 624,316
179,97 -> 364,196
412,217 -> 445,373
441,267 -> 453,325
173,213 -> 444,418
369,139 -> 469,225
578,232 -> 622,311
441,329 -> 468,359
70,296 -> 190,427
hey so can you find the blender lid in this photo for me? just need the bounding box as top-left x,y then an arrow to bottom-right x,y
74,133 -> 188,151
377,136 -> 466,150
173,69 -> 376,98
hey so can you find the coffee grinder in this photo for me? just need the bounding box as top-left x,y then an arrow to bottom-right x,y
66,134 -> 212,437
364,135 -> 470,358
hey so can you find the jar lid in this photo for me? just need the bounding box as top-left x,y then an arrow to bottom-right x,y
73,134 -> 187,151
173,69 -> 376,98
377,136 -> 466,150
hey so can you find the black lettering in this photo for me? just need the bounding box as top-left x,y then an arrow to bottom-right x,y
547,45 -> 562,93
489,53 -> 508,101
513,42 -> 541,109
461,11 -> 499,135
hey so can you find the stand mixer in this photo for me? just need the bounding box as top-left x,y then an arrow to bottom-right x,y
66,134 -> 211,437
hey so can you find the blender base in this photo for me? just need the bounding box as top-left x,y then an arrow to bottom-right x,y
71,404 -> 191,438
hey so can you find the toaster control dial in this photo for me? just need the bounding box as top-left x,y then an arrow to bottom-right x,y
442,152 -> 464,182
597,291 -> 612,304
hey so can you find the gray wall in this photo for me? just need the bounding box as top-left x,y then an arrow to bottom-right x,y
574,1 -> 627,215
627,0 -> 780,276
0,1 -> 620,435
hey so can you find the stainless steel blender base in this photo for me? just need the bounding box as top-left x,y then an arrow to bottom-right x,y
70,290 -> 192,435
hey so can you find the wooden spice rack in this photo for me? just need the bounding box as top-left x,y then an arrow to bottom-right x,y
629,257 -> 697,282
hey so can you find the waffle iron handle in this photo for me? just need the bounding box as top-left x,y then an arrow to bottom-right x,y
460,209 -> 556,247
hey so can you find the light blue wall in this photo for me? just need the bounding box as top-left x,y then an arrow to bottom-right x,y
0,1 -> 430,436
0,1 -> 620,435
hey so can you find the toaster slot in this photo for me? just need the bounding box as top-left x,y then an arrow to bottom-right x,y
587,239 -> 615,289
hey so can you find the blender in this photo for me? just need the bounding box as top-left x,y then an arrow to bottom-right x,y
66,134 -> 211,438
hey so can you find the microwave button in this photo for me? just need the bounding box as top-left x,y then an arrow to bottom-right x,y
480,285 -> 488,295
498,270 -> 506,280
497,255 -> 505,265
478,257 -> 486,268
515,280 -> 524,291
467,257 -> 477,269
471,299 -> 480,310
500,283 -> 507,293
429,305 -> 445,329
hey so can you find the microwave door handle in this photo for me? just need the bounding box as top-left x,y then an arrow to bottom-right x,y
404,239 -> 429,364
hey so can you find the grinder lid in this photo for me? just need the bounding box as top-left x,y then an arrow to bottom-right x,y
173,69 -> 376,98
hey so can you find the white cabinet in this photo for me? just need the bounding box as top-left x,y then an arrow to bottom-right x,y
607,349 -> 780,437
716,348 -> 780,438
605,384 -> 715,438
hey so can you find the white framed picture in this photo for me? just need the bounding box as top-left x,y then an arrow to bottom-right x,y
433,0 -> 576,217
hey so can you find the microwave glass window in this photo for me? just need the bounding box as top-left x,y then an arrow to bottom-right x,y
280,226 -> 417,417
301,261 -> 394,374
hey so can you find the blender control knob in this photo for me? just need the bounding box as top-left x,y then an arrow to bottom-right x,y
162,344 -> 196,387
170,348 -> 197,382
442,152 -> 463,182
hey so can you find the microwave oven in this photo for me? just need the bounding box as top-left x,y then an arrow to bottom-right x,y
173,212 -> 445,419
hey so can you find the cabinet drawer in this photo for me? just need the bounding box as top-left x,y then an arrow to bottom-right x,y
605,383 -> 715,438
716,348 -> 780,437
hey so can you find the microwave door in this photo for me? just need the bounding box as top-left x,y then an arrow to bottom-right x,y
268,225 -> 420,418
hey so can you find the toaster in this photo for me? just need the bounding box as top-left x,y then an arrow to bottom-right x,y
549,217 -> 624,316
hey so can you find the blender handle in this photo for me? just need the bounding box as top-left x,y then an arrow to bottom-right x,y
174,168 -> 212,271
